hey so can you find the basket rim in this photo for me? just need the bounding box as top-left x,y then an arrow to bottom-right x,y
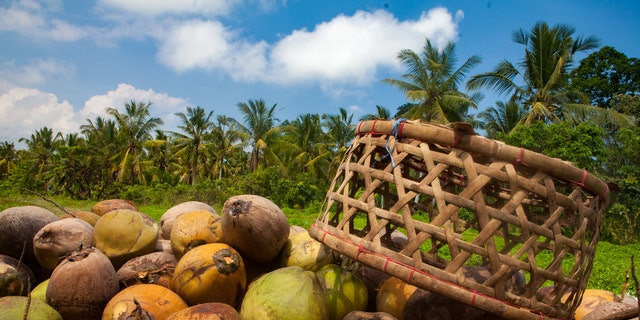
355,119 -> 610,203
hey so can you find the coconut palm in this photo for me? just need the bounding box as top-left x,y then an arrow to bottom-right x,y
107,100 -> 163,185
169,106 -> 215,185
281,113 -> 331,180
237,99 -> 281,172
0,141 -> 18,177
383,38 -> 481,123
360,105 -> 393,121
477,100 -> 527,138
80,116 -> 120,193
208,115 -> 249,179
467,21 -> 631,128
19,127 -> 64,190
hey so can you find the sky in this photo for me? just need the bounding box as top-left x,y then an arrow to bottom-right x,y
1,0 -> 639,148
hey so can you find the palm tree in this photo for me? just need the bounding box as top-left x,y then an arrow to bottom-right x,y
323,107 -> 355,179
0,141 -> 18,177
169,106 -> 215,185
19,127 -> 63,190
467,21 -> 631,127
383,38 -> 481,123
107,100 -> 163,185
281,113 -> 331,180
237,99 -> 281,172
146,130 -> 178,184
477,100 -> 527,138
80,116 -> 120,195
208,115 -> 248,179
360,105 -> 393,121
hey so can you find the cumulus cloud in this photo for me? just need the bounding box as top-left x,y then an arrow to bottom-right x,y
155,7 -> 462,88
98,0 -> 240,17
81,83 -> 189,130
0,87 -> 80,144
0,0 -> 90,41
267,8 -> 461,85
0,58 -> 75,87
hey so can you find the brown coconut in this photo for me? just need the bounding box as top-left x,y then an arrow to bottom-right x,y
116,251 -> 177,289
0,205 -> 58,265
46,246 -> 120,320
93,209 -> 159,269
91,198 -> 137,216
167,302 -> 242,320
160,201 -> 217,240
220,194 -> 290,262
33,218 -> 94,270
0,254 -> 36,297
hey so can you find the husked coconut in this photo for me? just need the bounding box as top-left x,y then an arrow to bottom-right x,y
221,195 -> 290,262
33,218 -> 94,270
46,246 -> 120,320
0,206 -> 58,265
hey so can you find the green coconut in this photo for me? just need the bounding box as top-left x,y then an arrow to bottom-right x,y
316,264 -> 369,320
93,209 -> 159,269
0,296 -> 63,320
240,266 -> 328,320
278,230 -> 334,271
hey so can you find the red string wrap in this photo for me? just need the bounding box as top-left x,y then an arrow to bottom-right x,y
451,131 -> 464,148
470,290 -> 478,306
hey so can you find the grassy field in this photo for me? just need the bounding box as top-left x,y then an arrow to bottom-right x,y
0,195 -> 637,297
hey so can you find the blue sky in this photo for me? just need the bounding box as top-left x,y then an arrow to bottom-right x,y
1,0 -> 639,146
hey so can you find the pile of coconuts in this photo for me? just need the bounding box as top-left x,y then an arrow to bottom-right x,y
3,195 -> 635,320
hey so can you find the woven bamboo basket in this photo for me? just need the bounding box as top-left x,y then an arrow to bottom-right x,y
309,119 -> 609,320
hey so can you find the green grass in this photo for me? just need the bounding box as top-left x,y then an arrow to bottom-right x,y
0,195 -> 637,296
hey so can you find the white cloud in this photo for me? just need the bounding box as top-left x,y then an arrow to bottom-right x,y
81,83 -> 189,130
0,87 -> 80,144
267,8 -> 461,85
0,0 -> 90,41
157,20 -> 233,72
154,7 -> 462,89
0,58 -> 75,87
98,0 -> 240,17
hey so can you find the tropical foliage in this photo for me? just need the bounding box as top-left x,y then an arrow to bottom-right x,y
1,22 -> 639,243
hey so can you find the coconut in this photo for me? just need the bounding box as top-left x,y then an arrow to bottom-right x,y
0,296 -> 63,320
0,206 -> 58,265
316,264 -> 369,320
59,210 -> 101,226
240,266 -> 328,320
46,246 -> 119,320
172,243 -> 246,307
170,209 -> 224,259
278,230 -> 334,271
33,218 -> 94,270
160,201 -> 217,240
30,278 -> 49,302
102,283 -> 188,319
91,199 -> 137,216
116,251 -> 177,289
166,302 -> 242,320
155,238 -> 172,254
376,276 -> 418,319
343,311 -> 399,320
93,209 -> 159,269
0,254 -> 36,297
221,194 -> 290,262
